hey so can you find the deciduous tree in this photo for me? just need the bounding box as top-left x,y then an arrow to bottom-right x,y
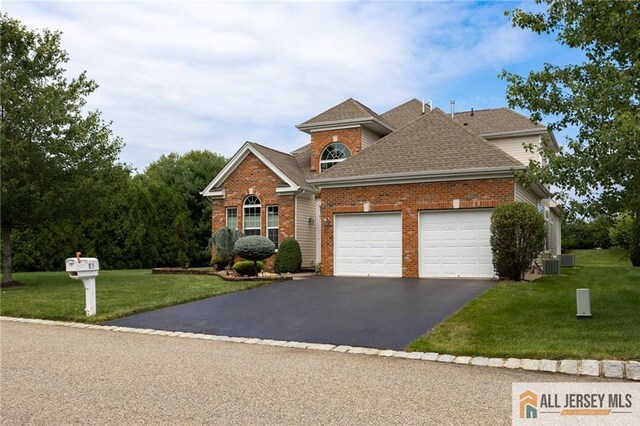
500,0 -> 640,265
1,15 -> 126,283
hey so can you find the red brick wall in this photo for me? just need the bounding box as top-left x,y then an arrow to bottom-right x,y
319,178 -> 515,277
310,127 -> 363,174
211,153 -> 295,271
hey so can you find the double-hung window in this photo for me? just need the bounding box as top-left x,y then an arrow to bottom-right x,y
267,205 -> 279,248
243,195 -> 261,236
226,207 -> 238,230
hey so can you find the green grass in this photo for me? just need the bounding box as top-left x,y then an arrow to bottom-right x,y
407,248 -> 640,360
0,270 -> 271,323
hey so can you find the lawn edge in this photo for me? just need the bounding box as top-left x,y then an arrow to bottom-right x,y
2,316 -> 637,381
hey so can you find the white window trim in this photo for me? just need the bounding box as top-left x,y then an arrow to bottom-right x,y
243,196 -> 261,236
226,207 -> 238,230
267,205 -> 279,249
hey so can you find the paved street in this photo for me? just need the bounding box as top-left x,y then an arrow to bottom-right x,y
1,321 -> 613,425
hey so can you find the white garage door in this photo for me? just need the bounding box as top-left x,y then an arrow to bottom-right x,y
334,213 -> 402,277
420,210 -> 494,278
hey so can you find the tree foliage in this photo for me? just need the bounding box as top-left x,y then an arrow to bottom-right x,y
500,0 -> 639,219
490,202 -> 546,281
210,226 -> 241,270
0,14 -> 127,283
0,16 -> 229,275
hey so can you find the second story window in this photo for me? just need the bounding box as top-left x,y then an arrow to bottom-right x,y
243,195 -> 261,236
320,142 -> 351,171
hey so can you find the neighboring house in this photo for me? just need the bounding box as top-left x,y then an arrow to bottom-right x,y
202,98 -> 561,278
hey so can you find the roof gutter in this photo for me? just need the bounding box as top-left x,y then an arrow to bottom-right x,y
296,116 -> 394,134
308,166 -> 526,188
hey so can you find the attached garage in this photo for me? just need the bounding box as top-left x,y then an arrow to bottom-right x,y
334,213 -> 402,277
419,209 -> 495,278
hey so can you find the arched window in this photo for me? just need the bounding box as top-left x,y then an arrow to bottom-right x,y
243,195 -> 261,236
320,142 -> 351,171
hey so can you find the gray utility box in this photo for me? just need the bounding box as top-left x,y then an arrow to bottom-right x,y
543,258 -> 562,275
576,288 -> 592,318
561,254 -> 576,268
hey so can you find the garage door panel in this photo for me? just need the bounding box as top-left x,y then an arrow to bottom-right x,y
335,213 -> 402,277
420,210 -> 495,278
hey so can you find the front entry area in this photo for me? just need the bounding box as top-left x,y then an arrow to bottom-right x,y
419,209 -> 495,278
334,213 -> 402,277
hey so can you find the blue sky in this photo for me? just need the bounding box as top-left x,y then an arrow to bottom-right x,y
6,1 -> 582,172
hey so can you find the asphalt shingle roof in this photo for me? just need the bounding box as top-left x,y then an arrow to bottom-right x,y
454,108 -> 546,134
313,109 -> 523,180
299,98 -> 389,127
380,98 -> 425,129
248,142 -> 314,188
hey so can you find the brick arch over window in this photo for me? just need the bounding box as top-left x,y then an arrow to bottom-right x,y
243,195 -> 261,236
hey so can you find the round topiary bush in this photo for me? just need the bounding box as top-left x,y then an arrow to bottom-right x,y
274,238 -> 302,274
234,236 -> 275,276
490,202 -> 546,281
233,260 -> 265,276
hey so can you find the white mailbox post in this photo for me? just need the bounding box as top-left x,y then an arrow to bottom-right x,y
65,256 -> 99,316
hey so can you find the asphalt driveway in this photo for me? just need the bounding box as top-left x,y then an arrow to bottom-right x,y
105,277 -> 495,350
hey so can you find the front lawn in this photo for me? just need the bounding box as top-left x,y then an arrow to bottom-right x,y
407,249 -> 640,360
0,270 -> 270,323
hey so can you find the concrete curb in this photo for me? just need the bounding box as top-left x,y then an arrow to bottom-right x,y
2,316 -> 637,381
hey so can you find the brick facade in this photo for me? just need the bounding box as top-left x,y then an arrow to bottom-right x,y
310,127 -> 363,174
211,153 -> 295,271
318,178 -> 515,277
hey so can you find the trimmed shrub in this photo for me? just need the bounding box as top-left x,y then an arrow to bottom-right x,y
490,202 -> 546,281
274,238 -> 302,274
233,260 -> 265,276
234,236 -> 275,276
630,215 -> 640,267
211,256 -> 231,271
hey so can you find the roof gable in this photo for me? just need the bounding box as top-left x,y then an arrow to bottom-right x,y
298,98 -> 389,127
201,142 -> 314,196
311,109 -> 523,182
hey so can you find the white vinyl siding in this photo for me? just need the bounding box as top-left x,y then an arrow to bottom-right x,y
334,213 -> 402,277
295,194 -> 317,269
361,127 -> 382,149
419,210 -> 495,278
514,183 -> 540,206
485,134 -> 542,166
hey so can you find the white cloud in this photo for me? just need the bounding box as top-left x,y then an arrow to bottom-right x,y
5,1 -> 545,171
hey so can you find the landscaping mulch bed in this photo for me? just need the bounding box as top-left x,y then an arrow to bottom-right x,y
151,268 -> 291,282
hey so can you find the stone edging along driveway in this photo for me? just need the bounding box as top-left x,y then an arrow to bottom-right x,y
2,316 -> 638,381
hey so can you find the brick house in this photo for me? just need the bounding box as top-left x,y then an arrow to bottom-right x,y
202,98 -> 561,278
